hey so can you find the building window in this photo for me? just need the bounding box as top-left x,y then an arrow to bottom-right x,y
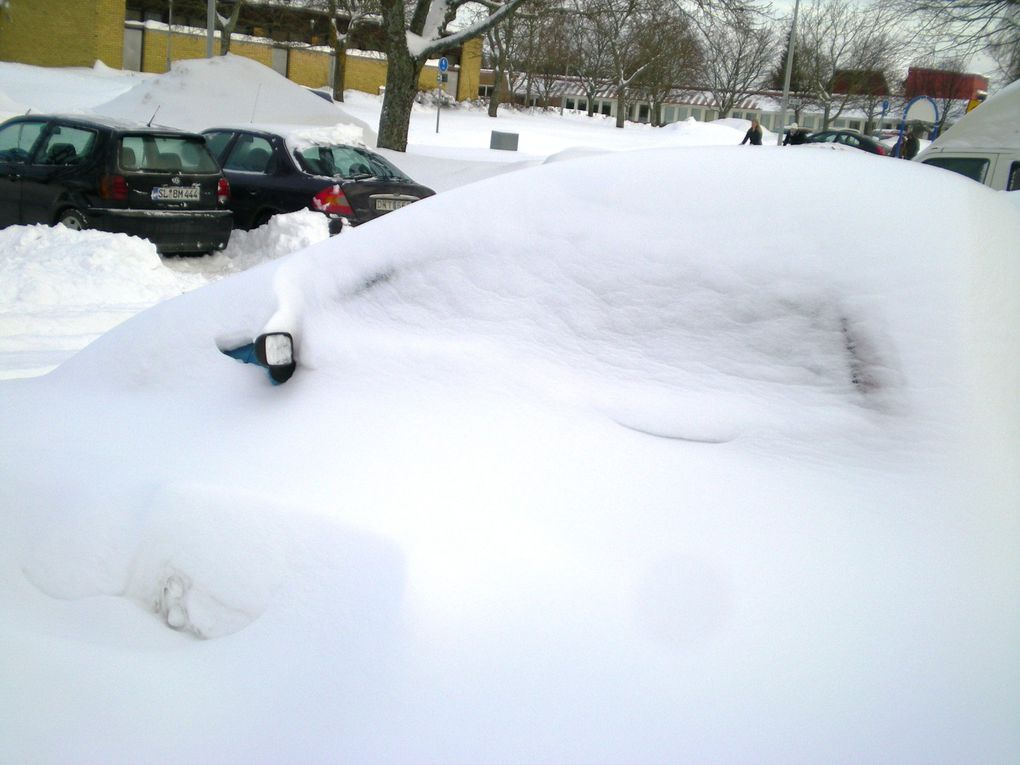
677,107 -> 688,120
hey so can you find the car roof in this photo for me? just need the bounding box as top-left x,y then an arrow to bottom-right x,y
3,112 -> 204,138
202,122 -> 368,149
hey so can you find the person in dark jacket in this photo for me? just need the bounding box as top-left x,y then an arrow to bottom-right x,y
783,123 -> 808,145
903,130 -> 920,160
741,118 -> 762,145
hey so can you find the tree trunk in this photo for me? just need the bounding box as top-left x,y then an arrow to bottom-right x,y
488,71 -> 504,118
332,47 -> 347,102
378,48 -> 422,151
217,0 -> 242,56
615,82 -> 626,129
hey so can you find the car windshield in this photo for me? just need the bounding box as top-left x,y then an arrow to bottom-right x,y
119,134 -> 220,173
293,144 -> 410,181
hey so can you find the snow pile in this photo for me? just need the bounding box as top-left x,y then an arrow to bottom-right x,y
167,209 -> 332,277
2,145 -> 1017,762
0,212 -> 328,379
673,115 -> 772,144
93,54 -> 376,141
0,225 -> 194,306
0,61 -> 147,121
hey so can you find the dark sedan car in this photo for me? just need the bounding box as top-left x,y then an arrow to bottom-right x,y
0,114 -> 232,254
802,129 -> 889,156
201,125 -> 435,233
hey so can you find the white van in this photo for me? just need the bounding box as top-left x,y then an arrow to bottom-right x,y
915,78 -> 1020,191
919,146 -> 1020,190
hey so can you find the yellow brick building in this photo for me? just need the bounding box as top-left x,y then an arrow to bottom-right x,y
0,0 -> 481,101
0,0 -> 126,68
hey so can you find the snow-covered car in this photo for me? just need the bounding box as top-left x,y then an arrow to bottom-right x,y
1,146 -> 1018,763
0,114 -> 233,254
201,124 -> 434,233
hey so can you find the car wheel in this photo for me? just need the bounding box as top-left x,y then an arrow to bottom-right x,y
253,210 -> 277,229
58,208 -> 89,231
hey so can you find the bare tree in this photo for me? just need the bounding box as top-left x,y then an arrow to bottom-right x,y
908,55 -> 980,133
214,0 -> 244,55
579,0 -> 682,129
697,8 -> 776,118
572,9 -> 613,117
319,0 -> 379,102
484,9 -> 525,116
514,3 -> 577,109
377,0 -> 532,151
632,10 -> 702,125
795,0 -> 903,128
890,0 -> 1020,82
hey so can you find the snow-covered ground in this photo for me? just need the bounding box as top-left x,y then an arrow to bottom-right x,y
1,58 -> 1019,764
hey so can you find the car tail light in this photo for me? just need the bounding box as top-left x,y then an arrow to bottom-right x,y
217,177 -> 230,204
875,144 -> 887,156
99,174 -> 128,201
312,185 -> 354,217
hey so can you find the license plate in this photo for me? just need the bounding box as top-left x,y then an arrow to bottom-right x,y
152,185 -> 200,202
376,198 -> 411,212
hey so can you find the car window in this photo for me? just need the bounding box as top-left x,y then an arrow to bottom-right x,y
1007,162 -> 1020,191
203,131 -> 235,163
223,134 -> 276,174
813,132 -> 837,143
354,149 -> 411,181
293,143 -> 410,181
0,120 -> 47,163
119,134 -> 220,173
922,156 -> 990,184
839,134 -> 861,147
35,124 -> 97,166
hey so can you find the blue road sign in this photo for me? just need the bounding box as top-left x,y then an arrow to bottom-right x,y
439,57 -> 449,73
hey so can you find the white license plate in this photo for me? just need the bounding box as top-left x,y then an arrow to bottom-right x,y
376,198 -> 411,212
153,185 -> 200,202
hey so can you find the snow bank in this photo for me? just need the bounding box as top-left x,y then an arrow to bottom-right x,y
92,54 -> 377,142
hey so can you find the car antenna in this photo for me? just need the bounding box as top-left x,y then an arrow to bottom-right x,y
147,106 -> 161,126
250,84 -> 262,123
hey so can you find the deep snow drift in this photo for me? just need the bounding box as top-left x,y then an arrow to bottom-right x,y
1,57 -> 1018,764
1,138 -> 1018,763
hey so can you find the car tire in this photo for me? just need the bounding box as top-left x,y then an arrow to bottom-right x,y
58,208 -> 89,231
253,209 -> 277,229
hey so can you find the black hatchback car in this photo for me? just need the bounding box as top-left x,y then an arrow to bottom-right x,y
0,114 -> 232,254
201,125 -> 435,233
802,129 -> 889,156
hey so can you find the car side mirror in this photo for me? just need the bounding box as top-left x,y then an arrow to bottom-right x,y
255,332 -> 296,383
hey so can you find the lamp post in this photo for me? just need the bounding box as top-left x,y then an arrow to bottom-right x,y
207,0 -> 215,57
166,0 -> 174,71
775,0 -> 801,145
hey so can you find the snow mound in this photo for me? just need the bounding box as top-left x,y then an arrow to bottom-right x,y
0,224 -> 198,306
163,209 -> 332,278
93,54 -> 377,142
666,116 -> 768,145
